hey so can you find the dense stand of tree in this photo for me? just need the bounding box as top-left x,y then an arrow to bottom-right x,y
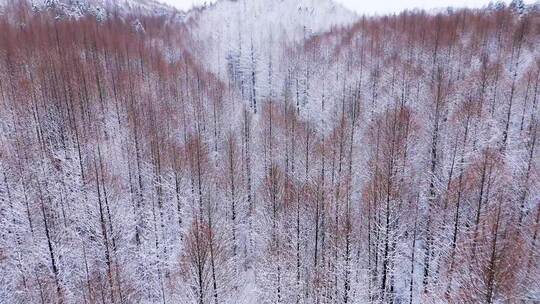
0,1 -> 539,303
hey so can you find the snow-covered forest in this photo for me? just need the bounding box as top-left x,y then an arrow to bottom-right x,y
0,0 -> 539,303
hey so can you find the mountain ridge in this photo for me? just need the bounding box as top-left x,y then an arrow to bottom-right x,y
0,0 -> 184,19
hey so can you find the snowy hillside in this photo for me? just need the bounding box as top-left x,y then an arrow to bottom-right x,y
0,0 -> 539,303
185,0 -> 358,90
186,0 -> 357,37
25,0 -> 182,19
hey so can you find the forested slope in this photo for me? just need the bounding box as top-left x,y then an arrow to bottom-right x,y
0,1 -> 539,303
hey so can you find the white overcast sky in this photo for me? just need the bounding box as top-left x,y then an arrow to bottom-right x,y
161,0 -> 535,15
